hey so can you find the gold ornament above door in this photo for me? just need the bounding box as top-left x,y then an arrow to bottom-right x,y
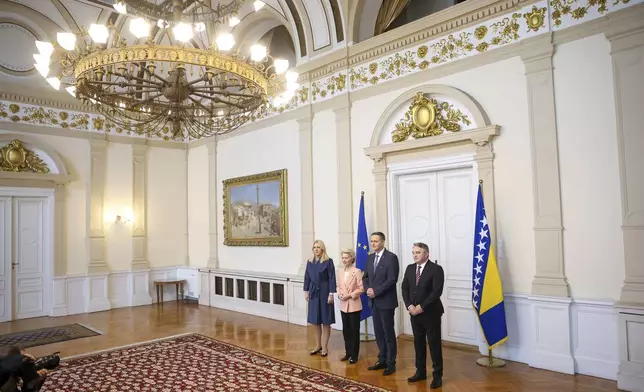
0,140 -> 50,174
391,92 -> 472,143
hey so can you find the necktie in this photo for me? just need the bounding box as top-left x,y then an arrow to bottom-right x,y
374,254 -> 380,270
416,265 -> 421,285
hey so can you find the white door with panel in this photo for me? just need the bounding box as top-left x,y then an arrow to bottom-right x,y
393,166 -> 479,346
0,196 -> 50,321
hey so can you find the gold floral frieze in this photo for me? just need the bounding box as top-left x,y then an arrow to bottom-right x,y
0,139 -> 50,173
550,0 -> 633,28
391,92 -> 472,143
311,72 -> 347,102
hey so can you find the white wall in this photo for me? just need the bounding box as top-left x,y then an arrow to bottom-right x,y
147,147 -> 188,267
216,120 -> 302,275
349,57 -> 536,295
553,34 -> 624,301
188,145 -> 209,267
312,110 -> 339,259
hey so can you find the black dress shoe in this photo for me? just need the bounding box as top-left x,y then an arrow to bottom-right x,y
349,358 -> 358,364
367,362 -> 386,370
382,364 -> 396,376
430,378 -> 442,389
340,355 -> 350,361
407,372 -> 427,382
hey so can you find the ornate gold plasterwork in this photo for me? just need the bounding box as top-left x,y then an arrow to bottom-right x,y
550,0 -> 631,27
524,6 -> 547,32
391,93 -> 472,143
0,139 -> 50,173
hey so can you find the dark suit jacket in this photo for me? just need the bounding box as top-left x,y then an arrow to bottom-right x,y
362,249 -> 400,310
401,260 -> 445,319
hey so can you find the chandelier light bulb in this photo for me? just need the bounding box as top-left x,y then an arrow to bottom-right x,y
34,62 -> 49,77
254,1 -> 265,11
274,59 -> 289,74
194,22 -> 206,32
56,32 -> 76,51
216,33 -> 235,51
88,23 -> 109,43
250,44 -> 266,62
46,77 -> 61,90
33,54 -> 50,67
285,70 -> 298,83
65,86 -> 76,97
282,89 -> 294,102
130,18 -> 151,38
157,19 -> 169,29
229,16 -> 240,27
35,41 -> 54,57
113,1 -> 127,14
173,22 -> 193,43
286,81 -> 299,92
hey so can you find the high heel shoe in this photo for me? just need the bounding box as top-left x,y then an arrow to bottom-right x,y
309,347 -> 322,355
320,351 -> 328,357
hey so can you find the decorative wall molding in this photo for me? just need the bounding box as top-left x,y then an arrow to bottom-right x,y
521,37 -> 570,298
616,305 -> 644,391
206,139 -> 219,269
131,144 -> 150,271
298,113 -> 314,276
488,295 -> 619,380
3,1 -> 643,147
52,266 -> 199,317
87,140 -> 109,274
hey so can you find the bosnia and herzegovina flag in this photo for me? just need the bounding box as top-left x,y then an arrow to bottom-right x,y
472,183 -> 508,348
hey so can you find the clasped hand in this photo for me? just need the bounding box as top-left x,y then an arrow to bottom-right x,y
408,305 -> 423,316
366,288 -> 375,298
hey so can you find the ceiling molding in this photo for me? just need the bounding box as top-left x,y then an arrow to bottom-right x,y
0,92 -> 93,113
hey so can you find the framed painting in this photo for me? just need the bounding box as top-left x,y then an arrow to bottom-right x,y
223,169 -> 288,247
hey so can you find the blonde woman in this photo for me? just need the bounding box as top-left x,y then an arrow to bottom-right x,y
336,249 -> 364,364
303,240 -> 336,357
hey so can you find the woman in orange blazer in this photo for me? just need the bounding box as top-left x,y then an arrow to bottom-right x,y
336,249 -> 364,364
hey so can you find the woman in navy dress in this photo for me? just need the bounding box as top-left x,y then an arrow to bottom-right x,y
304,239 -> 336,357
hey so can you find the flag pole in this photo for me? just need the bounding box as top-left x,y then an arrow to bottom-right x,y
475,179 -> 506,368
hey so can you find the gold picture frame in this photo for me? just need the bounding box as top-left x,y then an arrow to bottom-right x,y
223,169 -> 289,247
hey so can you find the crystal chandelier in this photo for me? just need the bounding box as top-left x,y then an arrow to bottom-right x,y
32,0 -> 299,141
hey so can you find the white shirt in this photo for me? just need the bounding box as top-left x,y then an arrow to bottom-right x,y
408,259 -> 429,310
374,249 -> 384,268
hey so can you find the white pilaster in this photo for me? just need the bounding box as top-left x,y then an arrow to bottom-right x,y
607,14 -> 644,392
87,139 -> 109,274
371,154 -> 388,236
334,104 -> 354,251
298,114 -> 315,276
521,39 -> 570,298
53,183 -> 66,277
131,144 -> 149,270
207,139 -> 219,269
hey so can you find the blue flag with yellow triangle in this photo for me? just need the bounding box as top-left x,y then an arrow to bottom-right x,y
472,184 -> 508,348
355,193 -> 372,321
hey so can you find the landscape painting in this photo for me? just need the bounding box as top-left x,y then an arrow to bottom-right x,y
223,169 -> 288,247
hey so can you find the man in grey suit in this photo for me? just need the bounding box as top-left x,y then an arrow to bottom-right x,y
362,232 -> 400,375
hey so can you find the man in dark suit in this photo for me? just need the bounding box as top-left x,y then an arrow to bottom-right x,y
362,232 -> 399,375
401,242 -> 444,389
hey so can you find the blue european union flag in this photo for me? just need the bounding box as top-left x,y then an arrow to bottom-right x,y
356,193 -> 372,321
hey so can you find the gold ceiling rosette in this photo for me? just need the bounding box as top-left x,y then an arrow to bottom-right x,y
31,0 -> 299,141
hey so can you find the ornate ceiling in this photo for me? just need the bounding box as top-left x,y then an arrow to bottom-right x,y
0,0 -> 385,106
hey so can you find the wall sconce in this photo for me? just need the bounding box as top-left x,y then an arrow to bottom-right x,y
115,215 -> 130,224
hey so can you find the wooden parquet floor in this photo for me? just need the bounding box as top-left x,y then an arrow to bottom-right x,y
0,302 -> 618,391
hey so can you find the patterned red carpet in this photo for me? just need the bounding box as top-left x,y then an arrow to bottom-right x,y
42,333 -> 389,391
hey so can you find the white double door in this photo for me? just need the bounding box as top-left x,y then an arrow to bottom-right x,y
0,196 -> 50,322
393,166 -> 479,346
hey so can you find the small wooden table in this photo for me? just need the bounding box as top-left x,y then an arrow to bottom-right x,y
154,279 -> 186,305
